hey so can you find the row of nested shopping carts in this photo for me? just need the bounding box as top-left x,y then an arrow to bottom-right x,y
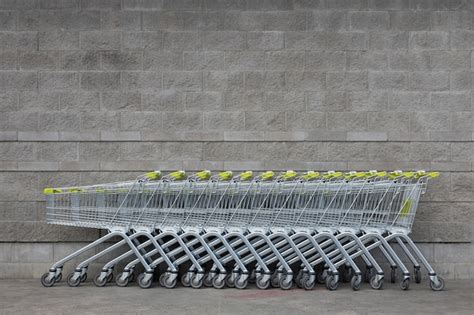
40,169 -> 445,291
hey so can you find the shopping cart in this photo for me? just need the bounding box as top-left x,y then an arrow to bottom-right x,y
40,170 -> 444,291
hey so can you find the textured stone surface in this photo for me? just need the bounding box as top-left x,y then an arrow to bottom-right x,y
0,0 -> 472,279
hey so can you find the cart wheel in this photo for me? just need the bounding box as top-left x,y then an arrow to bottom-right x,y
40,273 -> 55,287
295,270 -> 304,286
80,273 -> 87,283
191,274 -> 204,289
225,274 -> 235,288
369,275 -> 383,290
234,275 -> 248,290
159,273 -> 166,287
67,273 -> 81,287
107,272 -> 113,283
181,273 -> 191,287
93,274 -> 107,287
203,273 -> 214,287
256,276 -> 270,290
270,272 -> 280,288
303,278 -> 315,290
212,276 -> 226,289
325,275 -> 338,291
279,277 -> 292,290
400,278 -> 410,290
351,275 -> 361,291
415,268 -> 421,284
115,272 -> 130,287
164,275 -> 177,289
390,268 -> 397,284
430,276 -> 445,291
137,273 -> 153,289
129,271 -> 135,283
316,271 -> 326,284
55,273 -> 62,283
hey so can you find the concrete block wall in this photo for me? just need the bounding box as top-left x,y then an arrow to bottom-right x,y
0,0 -> 472,279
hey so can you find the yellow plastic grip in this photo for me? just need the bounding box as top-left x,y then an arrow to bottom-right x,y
302,171 -> 320,181
43,188 -> 62,195
261,171 -> 275,181
218,171 -> 233,181
428,171 -> 440,178
144,170 -> 161,180
376,171 -> 387,178
323,171 -> 343,179
68,188 -> 84,193
169,170 -> 186,180
403,171 -> 415,179
194,170 -> 211,180
281,170 -> 297,181
388,170 -> 403,179
239,171 -> 253,181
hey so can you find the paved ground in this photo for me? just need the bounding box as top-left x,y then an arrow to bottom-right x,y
0,279 -> 472,314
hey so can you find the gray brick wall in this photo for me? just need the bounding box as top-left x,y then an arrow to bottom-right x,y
0,0 -> 472,278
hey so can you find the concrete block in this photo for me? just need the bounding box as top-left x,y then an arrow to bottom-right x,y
203,142 -> 245,161
308,11 -> 348,31
265,51 -> 305,70
369,112 -> 410,132
264,92 -> 304,112
346,52 -> 388,71
100,131 -> 141,141
293,0 -> 324,9
162,0 -> 201,10
203,112 -> 244,131
327,112 -> 367,131
431,222 -> 472,242
224,131 -> 263,141
37,143 -> 78,161
80,0 -> 121,10
225,51 -> 265,71
286,72 -> 325,91
0,93 -> 16,111
18,161 -> 57,171
0,112 -> 38,131
59,161 -> 100,171
18,131 -> 58,141
203,0 -> 245,10
410,142 -> 451,162
0,243 -> 12,262
368,72 -> 406,90
143,51 -> 182,70
305,51 -> 346,71
285,31 -> 325,50
19,10 -> 100,31
143,11 -> 186,31
101,51 -> 142,70
184,51 -> 224,71
80,72 -> 120,91
369,31 -> 409,50
120,112 -> 162,131
59,92 -> 100,111
123,0 -> 162,10
431,11 -> 472,30
162,142 -> 202,161
450,72 -> 471,91
451,112 -> 472,131
247,31 -> 283,50
59,132 -> 100,141
390,51 -> 430,70
0,11 -> 16,31
18,92 -> 59,111
185,92 -> 222,111
452,143 -> 474,162
80,111 -> 119,131
61,51 -> 100,70
0,172 -> 39,201
123,31 -> 162,50
142,91 -> 183,111
244,112 -> 285,131
202,31 -> 245,50
39,31 -> 79,50
430,51 -> 470,70
368,142 -> 410,162
223,160 -> 264,170
264,131 -> 307,141
431,161 -> 471,172
0,132 -> 17,141
430,132 -> 472,141
122,72 -> 162,92
0,51 -> 16,70
204,71 -> 244,91
224,91 -> 264,111
286,112 -> 325,131
245,142 -> 289,161
326,32 -> 367,50
101,11 -> 141,31
410,112 -> 450,132
39,0 -> 80,9
408,72 -> 449,91
389,92 -> 430,111
307,92 -> 339,112
163,71 -> 202,91
347,132 -> 387,141
326,71 -> 367,91
264,11 -> 306,31
0,143 -> 35,161
102,92 -> 141,111
409,31 -> 449,50
245,71 -> 285,91
0,71 -> 37,91
349,11 -> 389,30
39,112 -> 80,132
451,30 -> 474,49
391,11 -> 431,31
80,32 -> 120,50
431,92 -> 470,111
39,72 -> 77,90
79,142 -> 120,161
0,32 -> 37,50
181,131 -> 223,141
0,1 -> 38,9
327,142 -> 369,162
163,31 -> 201,51
11,243 -> 53,263
120,142 -> 162,160
163,112 -> 202,131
